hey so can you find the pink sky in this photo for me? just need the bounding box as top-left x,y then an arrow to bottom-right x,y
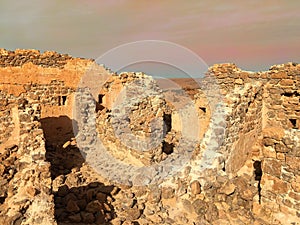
0,0 -> 299,72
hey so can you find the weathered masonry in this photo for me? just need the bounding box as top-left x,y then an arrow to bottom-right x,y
0,49 -> 299,225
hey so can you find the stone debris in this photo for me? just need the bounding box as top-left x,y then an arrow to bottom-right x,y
0,50 -> 299,225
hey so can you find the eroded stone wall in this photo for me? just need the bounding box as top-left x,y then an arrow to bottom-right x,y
0,49 -> 299,225
0,92 -> 15,145
0,96 -> 55,224
263,63 -> 300,129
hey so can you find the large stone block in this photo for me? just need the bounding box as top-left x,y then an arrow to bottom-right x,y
262,158 -> 282,178
261,174 -> 288,195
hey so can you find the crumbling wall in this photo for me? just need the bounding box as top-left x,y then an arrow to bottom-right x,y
0,49 -> 300,224
0,49 -> 111,119
252,63 -> 300,224
263,63 -> 300,129
0,49 -> 72,68
207,64 -> 264,174
96,73 -> 177,166
0,92 -> 15,145
0,99 -> 55,225
259,127 -> 300,224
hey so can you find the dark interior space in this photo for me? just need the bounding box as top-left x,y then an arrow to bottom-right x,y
54,182 -> 116,224
96,102 -> 105,112
162,141 -> 174,155
62,96 -> 67,105
163,113 -> 172,134
253,161 -> 262,181
41,116 -> 85,179
0,197 -> 5,204
98,94 -> 104,104
199,107 -> 206,113
289,118 -> 298,129
282,91 -> 300,97
41,116 -> 118,224
253,161 -> 262,203
58,96 -> 67,106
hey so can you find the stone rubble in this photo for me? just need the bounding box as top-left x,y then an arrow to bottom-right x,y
0,50 -> 299,224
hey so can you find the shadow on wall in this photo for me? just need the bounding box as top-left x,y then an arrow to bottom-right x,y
54,182 -> 117,224
40,116 -> 85,179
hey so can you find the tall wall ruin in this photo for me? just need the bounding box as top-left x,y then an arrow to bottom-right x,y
0,49 -> 299,225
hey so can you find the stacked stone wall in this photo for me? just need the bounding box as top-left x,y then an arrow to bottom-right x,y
0,92 -> 15,145
0,100 -> 55,225
0,49 -> 72,68
258,127 -> 300,223
263,63 -> 300,129
0,50 -> 300,224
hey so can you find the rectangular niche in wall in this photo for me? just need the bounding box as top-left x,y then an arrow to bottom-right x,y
98,94 -> 104,104
163,113 -> 172,133
58,96 -> 67,106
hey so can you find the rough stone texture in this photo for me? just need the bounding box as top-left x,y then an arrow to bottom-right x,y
0,50 -> 299,224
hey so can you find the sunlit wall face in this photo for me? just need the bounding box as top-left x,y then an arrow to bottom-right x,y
0,0 -> 299,72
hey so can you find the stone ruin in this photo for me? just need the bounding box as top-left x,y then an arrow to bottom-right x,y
0,49 -> 299,225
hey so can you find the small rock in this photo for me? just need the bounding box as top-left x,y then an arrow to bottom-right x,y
57,185 -> 69,197
205,203 -> 219,222
86,200 -> 104,213
111,186 -> 120,196
76,199 -> 87,210
235,78 -> 243,85
86,189 -> 95,202
190,180 -> 201,195
147,188 -> 161,203
26,186 -> 36,197
64,193 -> 77,203
68,213 -> 82,223
126,206 -> 141,220
219,181 -> 236,195
96,192 -> 107,202
95,211 -> 106,224
66,199 -> 80,212
162,187 -> 175,199
81,212 -> 95,223
63,141 -> 71,149
103,202 -> 111,212
192,199 -> 208,215
65,173 -> 79,187
110,218 -> 122,225
181,199 -> 194,213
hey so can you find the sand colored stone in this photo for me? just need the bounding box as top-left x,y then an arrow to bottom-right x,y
0,49 -> 299,224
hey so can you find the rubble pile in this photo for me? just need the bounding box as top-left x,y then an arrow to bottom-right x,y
0,50 -> 299,224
